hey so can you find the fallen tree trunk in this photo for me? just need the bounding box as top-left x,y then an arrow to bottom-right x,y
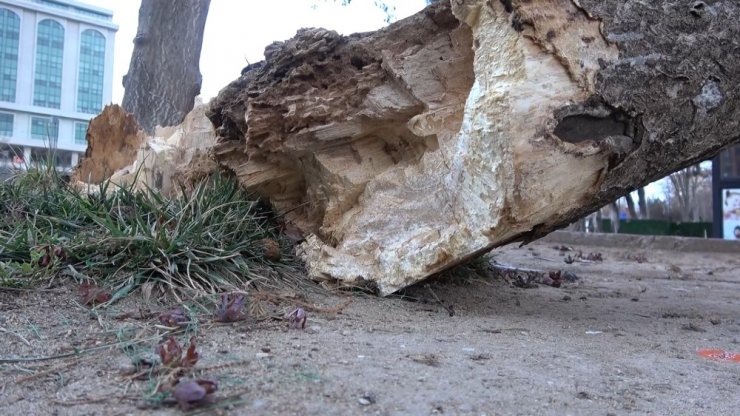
82,0 -> 740,295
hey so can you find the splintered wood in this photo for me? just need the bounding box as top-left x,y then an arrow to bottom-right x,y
77,1 -> 740,294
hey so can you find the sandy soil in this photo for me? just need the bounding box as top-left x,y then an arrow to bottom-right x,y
1,234 -> 739,415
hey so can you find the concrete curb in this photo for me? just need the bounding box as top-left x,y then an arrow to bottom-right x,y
540,231 -> 740,254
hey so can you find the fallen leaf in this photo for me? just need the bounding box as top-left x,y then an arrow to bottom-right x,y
173,378 -> 218,410
285,307 -> 307,329
214,293 -> 247,322
182,337 -> 199,368
156,336 -> 183,367
79,283 -> 112,305
158,307 -> 190,328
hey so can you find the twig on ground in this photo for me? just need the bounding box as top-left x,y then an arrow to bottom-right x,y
51,397 -> 109,406
425,285 -> 455,316
250,291 -> 352,314
0,326 -> 31,346
0,286 -> 67,293
0,332 -> 169,364
9,359 -> 80,386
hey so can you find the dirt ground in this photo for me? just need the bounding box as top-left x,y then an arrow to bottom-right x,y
1,232 -> 739,415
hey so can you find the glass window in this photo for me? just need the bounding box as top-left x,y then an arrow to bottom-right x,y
77,30 -> 105,114
0,8 -> 20,102
0,142 -> 24,165
720,145 -> 740,179
0,112 -> 12,137
33,19 -> 64,109
74,121 -> 88,144
30,148 -> 73,169
32,1 -> 112,21
31,116 -> 58,141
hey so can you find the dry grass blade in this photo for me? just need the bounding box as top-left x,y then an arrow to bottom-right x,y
0,170 -> 311,300
0,326 -> 31,346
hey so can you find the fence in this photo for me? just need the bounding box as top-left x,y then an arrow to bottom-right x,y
599,219 -> 712,238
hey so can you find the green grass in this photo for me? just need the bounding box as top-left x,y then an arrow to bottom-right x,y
0,165 -> 302,297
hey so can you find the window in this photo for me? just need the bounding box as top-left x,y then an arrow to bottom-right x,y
29,148 -> 73,170
0,143 -> 24,165
77,30 -> 105,114
32,1 -> 112,21
0,8 -> 20,102
0,113 -> 12,137
720,145 -> 740,179
33,19 -> 64,108
31,116 -> 58,141
74,121 -> 88,144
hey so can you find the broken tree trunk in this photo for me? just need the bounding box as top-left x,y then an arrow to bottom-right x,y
84,0 -> 740,295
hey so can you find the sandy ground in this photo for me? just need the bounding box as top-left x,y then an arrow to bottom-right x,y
1,233 -> 739,415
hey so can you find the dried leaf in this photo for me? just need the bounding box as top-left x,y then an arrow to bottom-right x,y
545,271 -> 563,288
156,336 -> 183,367
158,307 -> 189,328
79,282 -> 112,305
52,245 -> 67,262
285,307 -> 307,329
173,379 -> 217,410
585,252 -> 603,261
214,293 -> 247,322
182,336 -> 199,368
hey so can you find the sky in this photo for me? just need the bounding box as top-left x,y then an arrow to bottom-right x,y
86,0 -> 668,202
86,0 -> 427,103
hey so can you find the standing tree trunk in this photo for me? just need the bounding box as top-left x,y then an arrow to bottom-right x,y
637,187 -> 648,219
609,202 -> 621,234
122,0 -> 210,133
625,194 -> 637,220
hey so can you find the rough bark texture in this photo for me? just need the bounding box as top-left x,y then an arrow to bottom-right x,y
88,1 -> 740,295
122,0 -> 210,133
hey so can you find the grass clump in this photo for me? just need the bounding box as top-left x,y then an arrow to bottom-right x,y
0,166 -> 300,297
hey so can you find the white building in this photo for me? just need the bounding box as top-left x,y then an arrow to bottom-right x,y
0,0 -> 117,172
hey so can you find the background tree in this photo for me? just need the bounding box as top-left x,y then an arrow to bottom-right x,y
122,0 -> 211,133
665,164 -> 711,222
637,187 -> 648,219
624,193 -> 637,220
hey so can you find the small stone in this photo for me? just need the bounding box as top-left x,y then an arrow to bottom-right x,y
358,392 -> 376,406
576,391 -> 591,400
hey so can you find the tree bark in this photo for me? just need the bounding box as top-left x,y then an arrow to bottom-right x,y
87,0 -> 740,294
122,0 -> 210,133
203,0 -> 740,294
625,194 -> 637,220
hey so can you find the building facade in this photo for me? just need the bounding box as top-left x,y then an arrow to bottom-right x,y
0,0 -> 116,172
